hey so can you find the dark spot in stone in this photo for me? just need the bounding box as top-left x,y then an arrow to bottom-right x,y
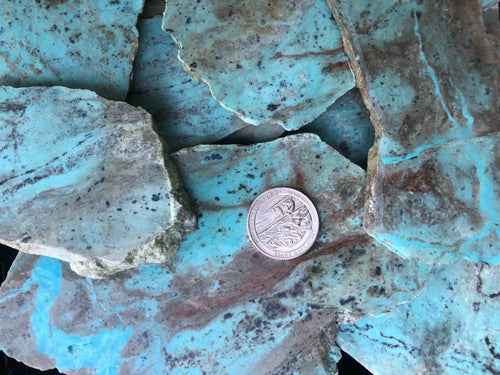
246,173 -> 255,179
215,196 -> 220,201
339,296 -> 355,305
223,312 -> 233,319
310,265 -> 321,274
152,194 -> 161,201
267,104 -> 280,111
262,299 -> 288,320
106,201 -> 110,207
372,266 -> 382,277
367,285 -> 386,296
189,62 -> 197,69
205,153 -> 223,161
473,302 -> 480,312
21,236 -> 31,243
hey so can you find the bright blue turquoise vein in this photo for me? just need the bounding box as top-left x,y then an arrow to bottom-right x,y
29,257 -> 133,374
383,1 -> 465,166
412,0 -> 459,129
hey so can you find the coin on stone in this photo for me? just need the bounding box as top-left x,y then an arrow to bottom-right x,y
247,187 -> 319,260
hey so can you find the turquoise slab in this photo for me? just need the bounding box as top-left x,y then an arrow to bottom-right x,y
0,86 -> 195,278
0,134 -> 429,374
0,0 -> 144,100
301,89 -> 374,167
337,260 -> 500,375
329,0 -> 500,263
162,0 -> 355,130
128,16 -> 249,152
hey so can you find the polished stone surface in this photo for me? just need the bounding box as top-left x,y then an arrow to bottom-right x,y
128,16 -> 249,152
0,0 -> 144,100
329,0 -> 500,264
337,260 -> 500,375
0,86 -> 195,278
0,134 -> 429,374
162,0 -> 355,130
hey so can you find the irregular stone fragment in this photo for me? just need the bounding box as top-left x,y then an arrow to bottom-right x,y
0,86 -> 195,278
0,0 -> 144,100
219,123 -> 285,145
337,260 -> 500,375
301,89 -> 374,167
329,0 -> 500,263
483,0 -> 498,8
0,134 -> 429,374
128,16 -> 249,151
162,0 -> 355,130
483,4 -> 500,38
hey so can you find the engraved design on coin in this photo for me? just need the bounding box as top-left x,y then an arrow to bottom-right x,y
247,187 -> 319,260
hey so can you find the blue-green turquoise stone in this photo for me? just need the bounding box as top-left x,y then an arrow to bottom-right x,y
128,15 -> 249,151
163,0 -> 355,130
0,134 -> 429,374
330,0 -> 500,264
0,86 -> 195,278
0,0 -> 144,100
301,89 -> 375,168
337,260 -> 500,375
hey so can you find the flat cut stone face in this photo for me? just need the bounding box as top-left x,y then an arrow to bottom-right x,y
0,134 -> 429,374
329,0 -> 500,263
128,16 -> 249,152
0,0 -> 144,100
162,0 -> 355,130
337,260 -> 500,375
0,86 -> 195,278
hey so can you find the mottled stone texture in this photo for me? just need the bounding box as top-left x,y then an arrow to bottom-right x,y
0,86 -> 195,278
128,16 -> 249,152
0,134 -> 429,374
337,260 -> 500,375
0,0 -> 144,100
302,89 -> 375,167
329,0 -> 500,263
163,0 -> 355,130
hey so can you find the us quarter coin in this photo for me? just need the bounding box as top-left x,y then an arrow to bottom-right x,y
247,187 -> 319,260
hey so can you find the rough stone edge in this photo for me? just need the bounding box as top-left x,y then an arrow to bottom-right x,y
161,3 -> 352,131
326,0 -> 385,238
69,109 -> 197,279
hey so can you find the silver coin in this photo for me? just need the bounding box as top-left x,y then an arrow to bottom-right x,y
247,187 -> 319,260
